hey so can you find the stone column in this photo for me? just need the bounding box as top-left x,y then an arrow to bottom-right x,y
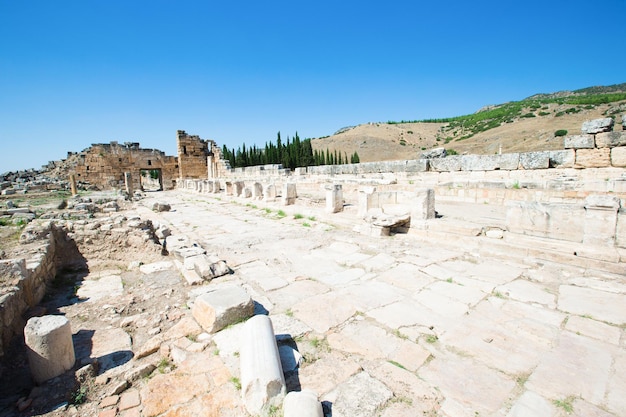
207,155 -> 215,178
240,315 -> 286,415
252,183 -> 263,200
583,195 -> 620,246
264,184 -> 276,202
235,181 -> 245,197
124,172 -> 133,197
69,174 -> 77,196
24,315 -> 75,384
225,181 -> 233,195
358,186 -> 376,217
412,188 -> 436,220
282,183 -> 297,206
283,390 -> 323,417
325,184 -> 343,213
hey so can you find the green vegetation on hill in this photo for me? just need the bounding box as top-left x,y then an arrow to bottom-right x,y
387,83 -> 626,142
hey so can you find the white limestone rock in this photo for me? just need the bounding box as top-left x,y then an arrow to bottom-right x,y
191,285 -> 254,333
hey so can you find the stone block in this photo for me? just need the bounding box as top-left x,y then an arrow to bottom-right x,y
583,195 -> 620,246
549,149 -> 575,168
581,117 -> 614,134
240,315 -> 286,415
596,131 -> 626,148
281,183 -> 297,206
575,148 -> 611,168
411,188 -> 435,220
421,147 -> 446,159
235,181 -> 245,197
564,134 -> 595,149
152,202 -> 170,212
461,155 -> 499,171
24,315 -> 75,384
264,184 -> 277,202
357,186 -> 376,217
616,209 -> 626,248
495,153 -> 520,170
325,184 -> 343,213
506,201 -> 584,242
519,151 -> 549,169
191,285 -> 254,333
252,182 -> 263,199
429,155 -> 462,172
405,159 -> 429,172
283,389 -> 323,417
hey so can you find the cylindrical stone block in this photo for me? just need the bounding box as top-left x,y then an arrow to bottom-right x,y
240,315 -> 286,415
283,389 -> 323,417
24,315 -> 75,384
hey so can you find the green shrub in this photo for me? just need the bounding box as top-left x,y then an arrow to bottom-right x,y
446,149 -> 458,155
520,112 -> 536,118
554,129 -> 568,137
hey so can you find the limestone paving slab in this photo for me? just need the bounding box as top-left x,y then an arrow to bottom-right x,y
606,351 -> 626,416
367,299 -> 451,331
494,279 -> 557,308
236,260 -> 289,291
426,279 -> 487,305
336,281 -> 402,312
375,263 -> 434,292
506,391 -> 558,417
558,284 -> 626,325
76,274 -> 123,302
419,354 -> 517,416
564,315 -> 622,345
322,371 -> 393,417
264,279 -> 330,312
315,268 -> 366,286
357,252 -> 397,272
526,332 -> 614,404
412,288 -> 470,318
295,354 -> 362,397
293,292 -> 358,333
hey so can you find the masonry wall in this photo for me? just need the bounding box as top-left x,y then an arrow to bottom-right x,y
74,142 -> 179,190
0,225 -> 82,356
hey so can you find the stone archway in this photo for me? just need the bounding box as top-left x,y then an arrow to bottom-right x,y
139,169 -> 163,191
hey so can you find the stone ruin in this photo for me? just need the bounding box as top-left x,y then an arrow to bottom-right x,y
0,115 -> 625,416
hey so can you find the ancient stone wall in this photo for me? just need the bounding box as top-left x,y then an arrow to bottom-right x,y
74,142 -> 179,191
176,130 -> 230,179
0,224 -> 79,356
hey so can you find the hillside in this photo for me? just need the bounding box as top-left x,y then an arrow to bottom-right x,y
311,84 -> 626,162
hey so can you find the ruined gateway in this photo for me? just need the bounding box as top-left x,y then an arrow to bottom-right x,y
0,117 -> 625,416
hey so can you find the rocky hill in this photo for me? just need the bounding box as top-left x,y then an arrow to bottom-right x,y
311,83 -> 626,162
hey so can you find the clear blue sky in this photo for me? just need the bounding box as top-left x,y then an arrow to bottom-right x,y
1,0 -> 625,173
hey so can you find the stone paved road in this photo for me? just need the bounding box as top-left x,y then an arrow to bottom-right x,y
118,189 -> 625,417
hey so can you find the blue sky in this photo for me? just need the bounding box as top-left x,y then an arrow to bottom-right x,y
1,0 -> 625,173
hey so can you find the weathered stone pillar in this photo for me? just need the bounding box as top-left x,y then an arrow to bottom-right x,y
264,184 -> 276,202
207,155 -> 215,178
282,183 -> 296,206
243,187 -> 252,198
124,172 -> 133,197
212,180 -> 221,193
358,186 -> 376,217
235,181 -> 245,197
240,315 -> 286,415
24,315 -> 75,384
225,181 -> 233,195
583,195 -> 620,246
69,174 -> 77,196
325,184 -> 343,213
412,188 -> 436,220
252,183 -> 263,200
283,389 -> 323,417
